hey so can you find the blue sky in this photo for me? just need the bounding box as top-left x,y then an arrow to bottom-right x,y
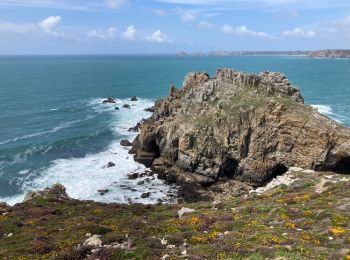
0,0 -> 349,54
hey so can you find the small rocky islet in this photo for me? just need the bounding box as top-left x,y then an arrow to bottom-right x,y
1,69 -> 350,259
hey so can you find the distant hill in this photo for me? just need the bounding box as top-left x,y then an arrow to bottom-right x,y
309,49 -> 350,58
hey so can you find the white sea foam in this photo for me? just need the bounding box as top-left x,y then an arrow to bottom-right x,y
311,104 -> 347,124
4,98 -> 176,205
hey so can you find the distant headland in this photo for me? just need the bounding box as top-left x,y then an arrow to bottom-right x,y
176,49 -> 350,59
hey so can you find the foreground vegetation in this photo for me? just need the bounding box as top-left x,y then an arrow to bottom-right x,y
0,170 -> 349,260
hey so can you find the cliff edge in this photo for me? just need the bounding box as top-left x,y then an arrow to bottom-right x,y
132,69 -> 350,196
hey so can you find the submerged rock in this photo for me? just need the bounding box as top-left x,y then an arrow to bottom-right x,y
141,192 -> 150,199
127,173 -> 139,180
132,68 -> 350,200
120,139 -> 132,147
107,162 -> 116,168
123,104 -> 131,109
102,97 -> 116,104
98,189 -> 109,195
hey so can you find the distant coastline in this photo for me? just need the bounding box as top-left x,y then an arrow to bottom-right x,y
176,49 -> 350,58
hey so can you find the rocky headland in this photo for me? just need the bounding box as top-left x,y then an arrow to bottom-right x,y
1,69 -> 350,259
131,68 -> 350,201
309,49 -> 350,59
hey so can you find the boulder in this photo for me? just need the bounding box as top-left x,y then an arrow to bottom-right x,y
84,235 -> 102,247
132,68 -> 350,196
102,97 -> 116,104
107,162 -> 116,168
123,104 -> 131,109
127,173 -> 139,180
141,192 -> 150,199
131,96 -> 138,101
120,139 -> 132,147
128,123 -> 140,132
115,107 -> 120,110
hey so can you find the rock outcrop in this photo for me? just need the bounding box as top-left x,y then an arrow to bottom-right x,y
132,69 -> 350,190
23,184 -> 68,202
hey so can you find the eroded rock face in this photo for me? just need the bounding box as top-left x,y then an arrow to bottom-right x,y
132,69 -> 350,188
23,184 -> 68,202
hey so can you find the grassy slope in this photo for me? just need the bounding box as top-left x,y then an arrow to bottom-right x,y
0,171 -> 349,260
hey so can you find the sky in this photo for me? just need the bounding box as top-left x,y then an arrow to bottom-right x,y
0,0 -> 349,54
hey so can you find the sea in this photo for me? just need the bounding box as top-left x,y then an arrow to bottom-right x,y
0,55 -> 349,205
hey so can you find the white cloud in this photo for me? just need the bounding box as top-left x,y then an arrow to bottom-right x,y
147,30 -> 169,43
88,30 -> 106,39
107,27 -> 117,38
236,25 -> 269,37
220,24 -> 272,38
175,7 -> 197,22
318,16 -> 350,33
220,24 -> 234,34
105,0 -> 128,9
0,21 -> 37,34
88,27 -> 117,39
153,9 -> 167,16
282,28 -> 316,38
122,25 -> 137,40
197,21 -> 215,29
39,16 -> 61,32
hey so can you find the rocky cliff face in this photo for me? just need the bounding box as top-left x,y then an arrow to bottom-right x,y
132,69 -> 350,192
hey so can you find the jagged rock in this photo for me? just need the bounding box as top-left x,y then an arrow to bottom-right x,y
141,192 -> 150,199
127,173 -> 139,180
0,202 -> 10,214
134,151 -> 157,167
102,97 -> 116,104
23,184 -> 68,202
107,162 -> 116,168
120,139 -> 132,147
132,68 -> 350,198
131,96 -> 138,101
84,235 -> 102,247
212,200 -> 224,210
144,107 -> 155,113
123,104 -> 131,109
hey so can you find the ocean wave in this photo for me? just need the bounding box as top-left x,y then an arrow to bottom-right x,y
0,116 -> 95,146
4,97 -> 176,205
311,104 -> 348,124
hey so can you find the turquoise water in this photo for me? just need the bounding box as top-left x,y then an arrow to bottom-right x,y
0,55 -> 349,204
